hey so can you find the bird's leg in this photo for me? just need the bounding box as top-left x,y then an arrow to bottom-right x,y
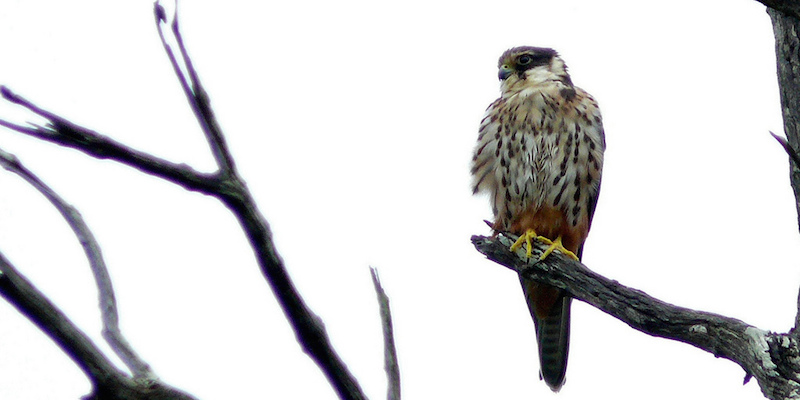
510,229 -> 553,258
540,236 -> 579,261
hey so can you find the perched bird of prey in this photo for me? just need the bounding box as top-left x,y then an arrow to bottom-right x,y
471,46 -> 605,391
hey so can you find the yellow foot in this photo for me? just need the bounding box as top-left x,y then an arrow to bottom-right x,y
540,236 -> 579,261
510,229 -> 553,258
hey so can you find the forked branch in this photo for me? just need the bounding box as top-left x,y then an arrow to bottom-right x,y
0,1 -> 383,399
0,148 -> 152,379
154,3 -> 236,174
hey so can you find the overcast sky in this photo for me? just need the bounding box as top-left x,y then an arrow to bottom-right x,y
0,1 -> 795,399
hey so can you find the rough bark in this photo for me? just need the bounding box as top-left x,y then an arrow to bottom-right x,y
768,7 -> 800,399
770,6 -> 800,240
471,234 -> 800,400
758,0 -> 800,20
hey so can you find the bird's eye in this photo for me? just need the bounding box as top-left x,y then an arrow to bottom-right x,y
518,54 -> 533,65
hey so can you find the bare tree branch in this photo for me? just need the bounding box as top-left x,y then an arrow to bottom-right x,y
756,0 -> 800,20
0,251 -> 198,399
0,250 -> 127,389
769,6 -> 800,237
0,66 -> 369,400
766,3 -> 800,345
153,3 -> 369,396
0,256 -> 193,400
218,182 -> 368,400
770,6 -> 800,226
471,234 -> 800,400
0,87 -> 221,195
370,268 -> 401,400
154,2 -> 236,175
0,2 -> 372,398
0,147 -> 153,379
0,149 -> 200,399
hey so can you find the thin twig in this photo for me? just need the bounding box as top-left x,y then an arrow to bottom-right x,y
370,267 -> 401,400
154,1 -> 236,174
0,148 -> 154,379
0,86 -> 222,195
770,131 -> 800,167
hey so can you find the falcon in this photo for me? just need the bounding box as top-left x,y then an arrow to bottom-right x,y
471,46 -> 605,391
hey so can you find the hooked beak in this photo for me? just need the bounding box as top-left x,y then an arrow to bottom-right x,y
498,64 -> 513,80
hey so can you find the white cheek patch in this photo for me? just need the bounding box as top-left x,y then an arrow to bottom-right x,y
524,66 -> 557,85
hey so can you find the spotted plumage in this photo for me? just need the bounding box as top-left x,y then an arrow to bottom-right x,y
471,46 -> 605,391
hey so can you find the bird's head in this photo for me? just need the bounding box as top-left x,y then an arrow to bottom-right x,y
497,46 -> 572,94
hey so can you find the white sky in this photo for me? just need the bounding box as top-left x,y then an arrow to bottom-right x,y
0,0 -> 796,399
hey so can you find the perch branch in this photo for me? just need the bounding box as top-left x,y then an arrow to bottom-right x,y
0,147 -> 153,379
471,234 -> 800,400
370,267 -> 401,400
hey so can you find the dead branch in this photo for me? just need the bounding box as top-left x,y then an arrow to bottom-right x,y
0,147 -> 152,379
0,250 -> 198,400
0,250 -> 125,388
770,6 -> 800,255
0,87 -> 221,194
370,268 -> 401,400
472,234 -> 800,400
767,8 -> 800,386
756,0 -> 800,20
154,4 -> 236,174
0,1 -> 375,399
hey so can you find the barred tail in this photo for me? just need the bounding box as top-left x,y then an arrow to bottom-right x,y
521,278 -> 571,392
